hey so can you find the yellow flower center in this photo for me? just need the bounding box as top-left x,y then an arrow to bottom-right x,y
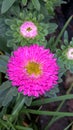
27,27 -> 32,32
25,61 -> 42,76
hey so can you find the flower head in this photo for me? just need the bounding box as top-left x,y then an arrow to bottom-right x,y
7,44 -> 59,97
20,21 -> 38,38
56,38 -> 73,74
66,47 -> 73,60
6,12 -> 50,46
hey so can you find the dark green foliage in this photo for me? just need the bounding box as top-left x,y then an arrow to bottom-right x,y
1,0 -> 16,14
44,85 -> 59,97
0,55 -> 9,73
0,81 -> 17,107
31,0 -> 40,11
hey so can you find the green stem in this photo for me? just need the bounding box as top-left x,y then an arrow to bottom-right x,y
45,83 -> 73,130
0,119 -> 9,129
22,108 -> 73,117
64,121 -> 73,130
7,119 -> 16,130
12,96 -> 25,116
9,95 -> 25,122
31,94 -> 73,106
54,15 -> 73,46
15,125 -> 33,130
0,118 -> 16,130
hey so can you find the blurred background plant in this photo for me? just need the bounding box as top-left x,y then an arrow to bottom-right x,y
0,0 -> 73,130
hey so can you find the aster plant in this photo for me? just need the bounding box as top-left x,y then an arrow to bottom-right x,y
5,11 -> 57,48
56,34 -> 73,74
0,0 -> 73,130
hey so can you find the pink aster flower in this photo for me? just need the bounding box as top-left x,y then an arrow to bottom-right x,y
66,47 -> 73,60
7,44 -> 59,97
20,21 -> 38,38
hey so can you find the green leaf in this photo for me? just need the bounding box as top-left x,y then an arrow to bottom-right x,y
22,108 -> 73,117
44,86 -> 59,97
0,81 -> 11,107
15,125 -> 33,130
46,36 -> 55,49
1,0 -> 16,14
9,5 -> 20,17
31,94 -> 73,106
0,81 -> 11,95
40,1 -> 50,22
12,95 -> 25,116
0,36 -> 11,53
22,0 -> 27,5
0,65 -> 7,73
48,23 -> 58,34
37,14 -> 44,21
64,30 -> 68,45
5,19 -> 13,26
61,45 -> 65,49
0,55 -> 9,73
24,96 -> 32,106
0,88 -> 9,107
0,81 -> 18,107
7,39 -> 15,48
31,0 -> 40,11
2,87 -> 17,106
0,55 -> 9,62
0,18 -> 7,37
12,95 -> 32,117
